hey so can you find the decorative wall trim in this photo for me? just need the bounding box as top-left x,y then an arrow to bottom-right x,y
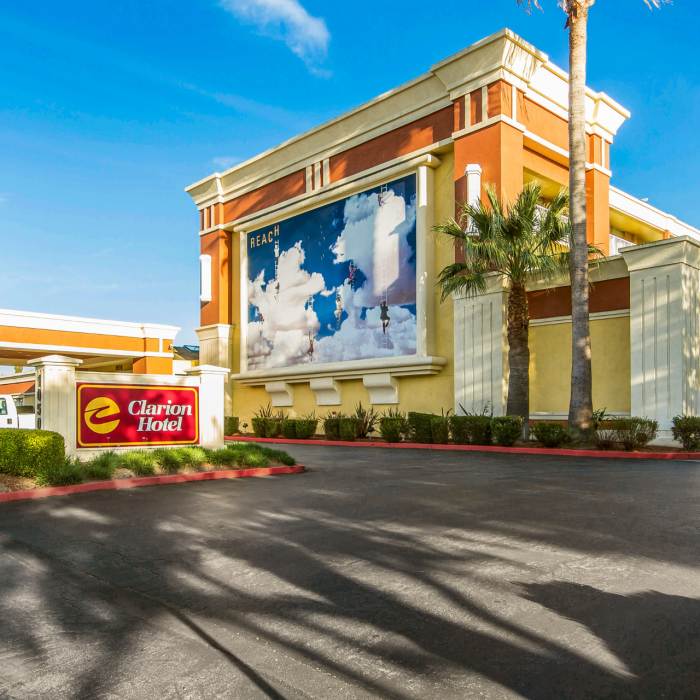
309,377 -> 341,406
530,309 -> 630,327
363,373 -> 399,405
265,381 -> 294,407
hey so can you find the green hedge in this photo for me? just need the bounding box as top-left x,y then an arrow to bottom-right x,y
379,416 -> 405,442
0,428 -> 66,479
224,417 -> 240,435
491,416 -> 523,446
339,417 -> 359,441
323,415 -> 342,440
531,422 -> 571,448
430,416 -> 449,444
449,415 -> 492,445
295,418 -> 318,439
671,415 -> 700,450
407,412 -> 435,443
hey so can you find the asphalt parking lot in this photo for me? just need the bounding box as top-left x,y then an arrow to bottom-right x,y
1,445 -> 699,699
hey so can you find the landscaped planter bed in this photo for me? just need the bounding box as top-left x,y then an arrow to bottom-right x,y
226,435 -> 700,460
0,465 -> 305,503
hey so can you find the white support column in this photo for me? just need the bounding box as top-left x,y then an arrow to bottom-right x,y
416,161 -> 437,356
452,276 -> 508,416
623,238 -> 700,434
27,355 -> 82,456
186,364 -> 230,449
196,323 -> 234,415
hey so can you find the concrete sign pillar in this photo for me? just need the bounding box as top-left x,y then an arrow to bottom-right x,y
185,364 -> 230,449
27,355 -> 83,454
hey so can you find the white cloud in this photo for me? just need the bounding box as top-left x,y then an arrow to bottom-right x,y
211,155 -> 242,170
219,0 -> 330,74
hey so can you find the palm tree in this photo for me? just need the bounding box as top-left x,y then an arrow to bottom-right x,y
435,182 -> 570,423
518,0 -> 669,434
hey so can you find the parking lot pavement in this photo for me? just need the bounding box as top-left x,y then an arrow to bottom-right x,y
1,445 -> 699,698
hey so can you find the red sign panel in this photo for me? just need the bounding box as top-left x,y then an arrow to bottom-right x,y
77,383 -> 199,448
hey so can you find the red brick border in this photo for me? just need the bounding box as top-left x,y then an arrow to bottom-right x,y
227,435 -> 699,461
0,465 -> 305,504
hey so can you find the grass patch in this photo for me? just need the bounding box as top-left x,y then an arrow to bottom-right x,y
208,443 -> 296,468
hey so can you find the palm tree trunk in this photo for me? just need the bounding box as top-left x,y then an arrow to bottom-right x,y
567,1 -> 594,432
506,282 -> 529,424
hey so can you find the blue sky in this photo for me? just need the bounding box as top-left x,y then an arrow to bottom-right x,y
0,1 -> 697,345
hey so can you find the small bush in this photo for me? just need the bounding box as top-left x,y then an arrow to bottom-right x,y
152,448 -> 184,474
379,416 -> 403,442
491,416 -> 523,446
407,412 -> 435,444
339,417 -> 359,441
251,417 -> 267,438
294,416 -> 318,439
0,428 -> 65,479
119,450 -> 157,476
531,423 -> 571,448
353,403 -> 378,438
263,419 -> 282,438
449,415 -> 492,445
430,416 -> 449,444
671,415 -> 700,450
35,457 -> 84,487
609,417 -> 658,451
594,429 -> 617,450
224,417 -> 240,435
281,419 -> 297,439
175,446 -> 208,469
323,413 -> 342,440
83,451 -> 120,481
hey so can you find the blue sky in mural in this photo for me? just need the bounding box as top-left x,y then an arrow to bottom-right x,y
246,175 -> 417,369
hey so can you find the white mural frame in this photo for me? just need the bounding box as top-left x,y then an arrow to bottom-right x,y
233,153 -> 444,384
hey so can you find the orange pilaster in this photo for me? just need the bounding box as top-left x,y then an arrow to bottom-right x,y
453,120 -> 524,208
586,167 -> 611,256
200,230 -> 233,327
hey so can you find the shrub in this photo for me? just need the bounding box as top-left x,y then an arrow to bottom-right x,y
207,443 -> 295,468
594,429 -> 617,450
152,448 -> 185,474
264,418 -> 283,438
281,419 -> 297,439
174,446 -> 208,469
224,417 -> 240,435
339,417 -> 359,441
531,423 -> 571,448
119,450 -> 157,476
491,416 -> 523,446
671,415 -> 700,450
407,412 -> 435,443
295,415 -> 318,439
83,451 -> 121,481
379,417 -> 403,442
35,457 -> 84,487
0,428 -> 65,479
430,416 -> 450,444
353,403 -> 378,438
609,417 -> 658,451
251,417 -> 267,438
449,415 -> 492,445
323,413 -> 342,440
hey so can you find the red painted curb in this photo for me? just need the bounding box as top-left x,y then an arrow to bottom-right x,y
226,435 -> 700,461
0,465 -> 305,504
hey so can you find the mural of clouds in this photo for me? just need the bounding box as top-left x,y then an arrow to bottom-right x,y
246,175 -> 418,370
218,0 -> 330,74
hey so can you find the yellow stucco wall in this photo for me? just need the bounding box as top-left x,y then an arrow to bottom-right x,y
529,315 -> 631,414
230,152 -> 458,424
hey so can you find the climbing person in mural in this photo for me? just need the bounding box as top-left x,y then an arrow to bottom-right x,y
246,174 -> 418,370
380,300 -> 390,334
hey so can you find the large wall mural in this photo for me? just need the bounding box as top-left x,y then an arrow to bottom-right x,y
246,174 -> 418,370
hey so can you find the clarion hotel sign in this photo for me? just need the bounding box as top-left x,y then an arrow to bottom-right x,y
77,383 -> 199,448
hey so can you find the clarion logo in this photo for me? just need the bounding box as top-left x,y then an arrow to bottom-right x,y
127,399 -> 194,433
